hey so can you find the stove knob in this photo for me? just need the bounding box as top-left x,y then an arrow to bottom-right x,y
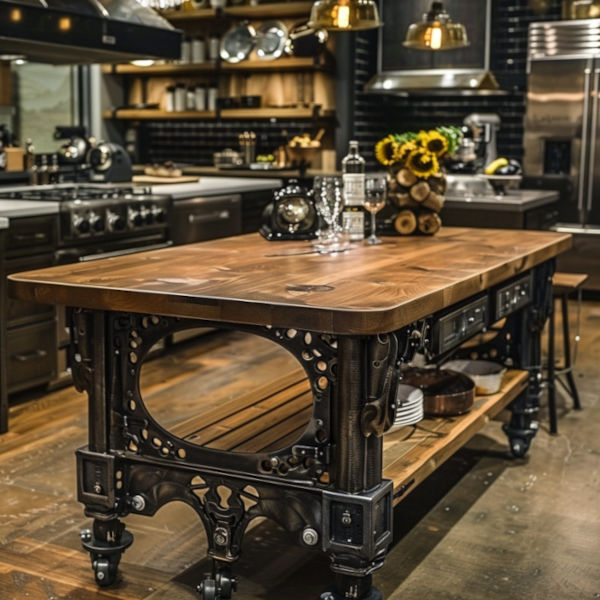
73,215 -> 90,235
153,207 -> 166,223
108,212 -> 126,232
90,213 -> 105,233
130,210 -> 144,227
143,207 -> 154,226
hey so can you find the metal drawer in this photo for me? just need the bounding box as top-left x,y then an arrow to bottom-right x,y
4,253 -> 56,328
6,320 -> 57,393
4,215 -> 57,257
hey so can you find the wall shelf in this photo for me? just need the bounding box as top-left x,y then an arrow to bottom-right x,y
102,107 -> 334,121
102,57 -> 329,76
161,2 -> 313,21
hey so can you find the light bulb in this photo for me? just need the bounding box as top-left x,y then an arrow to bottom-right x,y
428,25 -> 443,49
335,5 -> 350,28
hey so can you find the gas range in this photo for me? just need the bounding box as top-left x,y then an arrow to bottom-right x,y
0,184 -> 171,246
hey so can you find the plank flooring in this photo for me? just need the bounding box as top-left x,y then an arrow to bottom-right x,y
1,305 -> 599,599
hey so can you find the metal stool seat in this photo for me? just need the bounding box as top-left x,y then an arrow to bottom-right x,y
547,272 -> 588,434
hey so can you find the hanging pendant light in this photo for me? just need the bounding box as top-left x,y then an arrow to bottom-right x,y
308,0 -> 382,32
404,2 -> 469,51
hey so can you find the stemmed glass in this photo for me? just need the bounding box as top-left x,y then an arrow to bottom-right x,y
363,176 -> 387,246
312,176 -> 348,253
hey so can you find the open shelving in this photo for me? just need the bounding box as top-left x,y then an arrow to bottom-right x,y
161,1 -> 314,21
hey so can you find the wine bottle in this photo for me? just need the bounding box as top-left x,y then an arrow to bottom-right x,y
342,140 -> 366,241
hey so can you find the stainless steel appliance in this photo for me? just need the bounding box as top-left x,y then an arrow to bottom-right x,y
0,0 -> 181,64
0,184 -> 172,382
524,19 -> 600,290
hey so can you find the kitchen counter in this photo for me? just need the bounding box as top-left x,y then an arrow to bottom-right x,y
444,189 -> 559,212
148,177 -> 283,199
135,165 -> 336,180
0,199 -> 60,219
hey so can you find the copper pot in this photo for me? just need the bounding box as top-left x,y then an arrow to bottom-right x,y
400,368 -> 475,417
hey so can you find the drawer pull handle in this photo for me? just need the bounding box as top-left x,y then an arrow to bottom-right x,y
188,210 -> 230,224
13,233 -> 48,243
12,350 -> 48,362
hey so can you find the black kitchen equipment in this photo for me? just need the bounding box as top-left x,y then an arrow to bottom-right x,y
88,142 -> 133,183
260,180 -> 319,241
285,22 -> 328,57
216,97 -> 240,109
240,95 -> 261,108
54,126 -> 92,166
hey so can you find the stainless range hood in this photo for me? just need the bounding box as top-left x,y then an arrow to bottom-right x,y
0,0 -> 182,64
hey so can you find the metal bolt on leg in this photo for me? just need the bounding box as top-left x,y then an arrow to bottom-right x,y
214,527 -> 229,546
131,494 -> 146,511
302,527 -> 319,546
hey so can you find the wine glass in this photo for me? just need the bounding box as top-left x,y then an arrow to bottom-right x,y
313,176 -> 348,253
363,176 -> 387,246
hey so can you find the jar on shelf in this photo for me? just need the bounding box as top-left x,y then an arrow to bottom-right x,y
186,86 -> 196,110
174,83 -> 186,111
165,85 -> 176,112
195,85 -> 207,111
191,36 -> 206,63
207,84 -> 218,111
209,35 -> 220,62
180,37 -> 191,63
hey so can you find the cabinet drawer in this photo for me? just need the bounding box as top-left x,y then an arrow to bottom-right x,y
5,215 -> 57,257
6,320 -> 57,393
5,253 -> 56,327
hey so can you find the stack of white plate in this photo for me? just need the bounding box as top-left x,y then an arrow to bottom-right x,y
388,384 -> 424,433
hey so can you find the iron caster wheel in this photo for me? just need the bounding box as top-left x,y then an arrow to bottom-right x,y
510,437 -> 529,458
93,558 -> 117,587
197,579 -> 217,600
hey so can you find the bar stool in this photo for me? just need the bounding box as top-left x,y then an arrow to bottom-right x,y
547,272 -> 588,434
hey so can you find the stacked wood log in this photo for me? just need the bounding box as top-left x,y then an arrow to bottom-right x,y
388,167 -> 447,236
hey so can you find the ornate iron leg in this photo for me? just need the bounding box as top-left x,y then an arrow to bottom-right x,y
320,335 -> 394,600
503,263 -> 554,457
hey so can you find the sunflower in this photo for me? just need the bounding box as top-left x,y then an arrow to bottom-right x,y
396,141 -> 418,164
406,149 -> 439,179
375,135 -> 400,166
421,130 -> 450,157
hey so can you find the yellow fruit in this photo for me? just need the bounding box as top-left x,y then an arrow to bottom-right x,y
485,158 -> 509,175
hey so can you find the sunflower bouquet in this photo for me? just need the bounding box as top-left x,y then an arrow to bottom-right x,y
374,126 -> 462,236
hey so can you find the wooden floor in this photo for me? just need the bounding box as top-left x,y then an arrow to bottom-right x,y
1,303 -> 599,599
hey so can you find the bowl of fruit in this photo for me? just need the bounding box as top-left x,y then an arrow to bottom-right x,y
286,129 -> 324,166
484,158 -> 522,195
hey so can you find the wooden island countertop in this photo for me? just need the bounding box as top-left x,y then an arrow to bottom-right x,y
8,228 -> 571,335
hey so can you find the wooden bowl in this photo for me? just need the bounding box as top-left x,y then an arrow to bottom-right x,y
286,144 -> 321,165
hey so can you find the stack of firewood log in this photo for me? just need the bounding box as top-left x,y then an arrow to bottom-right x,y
388,167 -> 447,236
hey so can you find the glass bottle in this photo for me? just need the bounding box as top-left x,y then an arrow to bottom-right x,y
342,140 -> 366,241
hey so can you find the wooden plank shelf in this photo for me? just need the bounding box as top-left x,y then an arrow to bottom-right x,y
102,57 -> 327,76
102,107 -> 333,120
161,1 -> 313,21
167,367 -> 528,503
383,369 -> 529,504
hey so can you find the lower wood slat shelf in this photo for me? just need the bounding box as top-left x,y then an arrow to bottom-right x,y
383,369 -> 529,505
167,366 -> 528,505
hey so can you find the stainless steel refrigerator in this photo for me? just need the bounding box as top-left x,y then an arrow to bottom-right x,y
524,19 -> 600,290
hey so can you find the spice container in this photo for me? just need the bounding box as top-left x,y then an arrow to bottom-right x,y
209,34 -> 220,61
195,85 -> 206,111
207,85 -> 218,111
186,86 -> 196,110
165,85 -> 176,112
180,37 -> 191,63
174,83 -> 186,112
191,36 -> 206,63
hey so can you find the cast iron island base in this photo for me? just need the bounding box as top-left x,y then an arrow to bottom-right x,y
8,228 -> 571,600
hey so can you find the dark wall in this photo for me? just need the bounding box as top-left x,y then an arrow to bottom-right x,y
352,0 -> 563,169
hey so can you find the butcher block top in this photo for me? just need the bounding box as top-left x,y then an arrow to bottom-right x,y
8,228 -> 571,335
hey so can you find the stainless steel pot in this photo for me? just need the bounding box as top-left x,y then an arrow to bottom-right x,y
442,360 -> 507,395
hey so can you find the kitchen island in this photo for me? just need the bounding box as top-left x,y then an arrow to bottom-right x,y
8,228 -> 570,600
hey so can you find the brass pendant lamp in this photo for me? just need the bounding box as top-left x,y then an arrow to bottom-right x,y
308,0 -> 382,32
404,2 -> 469,51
